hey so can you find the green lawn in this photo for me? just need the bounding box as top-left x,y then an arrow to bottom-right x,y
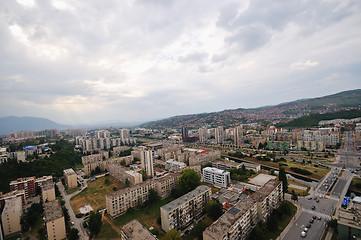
95,220 -> 120,239
112,197 -> 174,239
267,201 -> 297,239
70,175 -> 125,214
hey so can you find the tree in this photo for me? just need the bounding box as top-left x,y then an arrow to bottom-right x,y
205,200 -> 223,221
88,211 -> 102,236
148,188 -> 159,204
291,190 -> 298,202
125,178 -> 130,187
177,169 -> 200,194
278,166 -> 288,196
163,229 -> 182,240
68,228 -> 79,240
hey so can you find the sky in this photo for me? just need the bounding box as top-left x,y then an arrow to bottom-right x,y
1,0 -> 361,125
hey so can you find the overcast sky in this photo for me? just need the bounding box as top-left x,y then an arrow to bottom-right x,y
1,0 -> 361,125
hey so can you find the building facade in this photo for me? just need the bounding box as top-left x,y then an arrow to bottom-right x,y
9,177 -> 36,198
160,185 -> 211,232
44,200 -> 66,240
63,168 -> 77,189
140,150 -> 154,177
202,167 -> 230,188
41,182 -> 56,202
1,197 -> 22,237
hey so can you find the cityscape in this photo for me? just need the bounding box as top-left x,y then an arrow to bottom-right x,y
1,1 -> 361,240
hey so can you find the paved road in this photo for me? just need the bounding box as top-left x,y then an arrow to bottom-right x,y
57,181 -> 89,240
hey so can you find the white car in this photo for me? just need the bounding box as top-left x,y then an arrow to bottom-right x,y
301,231 -> 307,238
304,228 -> 309,232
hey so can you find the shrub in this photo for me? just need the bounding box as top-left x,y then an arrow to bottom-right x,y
290,167 -> 312,176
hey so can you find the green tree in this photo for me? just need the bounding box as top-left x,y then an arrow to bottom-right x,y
205,200 -> 223,221
291,190 -> 298,202
68,228 -> 79,240
125,178 -> 130,187
88,211 -> 102,236
278,166 -> 288,196
163,229 -> 182,240
148,188 -> 159,204
177,169 -> 200,194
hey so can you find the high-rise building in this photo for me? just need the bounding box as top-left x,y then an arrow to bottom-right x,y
234,126 -> 243,147
199,127 -> 208,143
119,129 -> 130,143
95,130 -> 111,139
140,150 -> 154,177
41,182 -> 56,202
181,126 -> 188,142
215,126 -> 224,144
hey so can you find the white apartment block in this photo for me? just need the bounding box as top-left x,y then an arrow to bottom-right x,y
165,159 -> 186,172
203,198 -> 257,240
198,127 -> 208,143
160,185 -> 211,232
202,167 -> 231,188
212,160 -> 261,173
250,179 -> 283,222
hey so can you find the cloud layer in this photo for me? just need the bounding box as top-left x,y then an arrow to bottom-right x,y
1,0 -> 361,125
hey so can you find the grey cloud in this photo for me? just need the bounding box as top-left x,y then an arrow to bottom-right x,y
225,25 -> 271,51
178,52 -> 208,63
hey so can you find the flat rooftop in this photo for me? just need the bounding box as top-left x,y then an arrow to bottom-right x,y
41,181 -> 54,191
161,185 -> 211,212
203,167 -> 228,175
44,200 -> 63,222
107,180 -> 154,198
122,219 -> 157,239
10,176 -> 35,185
203,198 -> 256,239
1,197 -> 22,215
251,179 -> 281,202
63,168 -> 76,176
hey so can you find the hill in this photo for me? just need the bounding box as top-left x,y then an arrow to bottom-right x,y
276,109 -> 361,128
141,89 -> 361,129
0,116 -> 68,135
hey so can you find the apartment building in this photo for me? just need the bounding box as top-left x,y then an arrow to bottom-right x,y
44,200 -> 66,240
106,180 -> 157,218
35,175 -> 53,189
140,150 -> 154,177
82,153 -> 105,175
337,197 -> 361,239
155,173 -> 180,199
1,197 -> 22,237
107,163 -> 143,186
121,219 -> 158,240
9,176 -> 36,198
296,140 -> 325,151
41,182 -> 56,202
198,127 -> 208,143
202,167 -> 230,188
165,159 -> 186,172
0,190 -> 26,206
250,179 -> 283,222
107,172 -> 181,218
234,126 -> 243,147
215,126 -> 224,144
63,168 -> 77,189
188,150 -> 221,166
203,198 -> 257,240
212,160 -> 261,173
160,185 -> 211,232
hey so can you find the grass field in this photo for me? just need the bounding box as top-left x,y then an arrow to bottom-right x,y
70,175 -> 125,214
288,180 -> 310,196
349,177 -> 361,193
111,197 -> 174,239
94,219 -> 120,240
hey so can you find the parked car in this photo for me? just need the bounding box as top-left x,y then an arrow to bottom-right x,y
304,228 -> 309,232
312,206 -> 316,210
301,231 -> 307,238
306,224 -> 311,228
308,197 -> 312,200
316,199 -> 320,203
318,216 -> 321,220
312,216 -> 317,219
310,219 -> 314,223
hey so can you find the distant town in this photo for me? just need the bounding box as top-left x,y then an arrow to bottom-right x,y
0,114 -> 360,240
